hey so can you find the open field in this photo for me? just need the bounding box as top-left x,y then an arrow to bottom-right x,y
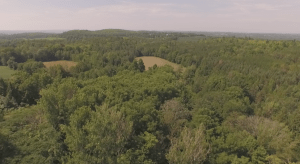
43,60 -> 77,70
0,66 -> 17,79
135,56 -> 185,71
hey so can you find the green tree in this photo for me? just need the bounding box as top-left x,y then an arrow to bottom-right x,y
40,79 -> 79,129
62,105 -> 133,164
7,57 -> 17,70
17,60 -> 45,74
166,126 -> 209,164
0,78 -> 6,96
138,59 -> 145,72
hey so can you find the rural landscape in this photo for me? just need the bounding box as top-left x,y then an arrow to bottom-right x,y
0,29 -> 300,164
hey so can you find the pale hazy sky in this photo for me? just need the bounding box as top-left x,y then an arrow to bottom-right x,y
0,0 -> 299,33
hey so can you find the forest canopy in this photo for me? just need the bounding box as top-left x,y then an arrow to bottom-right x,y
1,30 -> 300,164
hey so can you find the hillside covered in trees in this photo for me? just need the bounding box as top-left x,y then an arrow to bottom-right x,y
1,30 -> 300,164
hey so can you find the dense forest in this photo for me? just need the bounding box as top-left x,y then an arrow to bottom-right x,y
1,30 -> 300,164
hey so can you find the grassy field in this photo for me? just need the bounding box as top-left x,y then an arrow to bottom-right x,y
0,66 -> 17,79
135,56 -> 185,71
43,60 -> 77,70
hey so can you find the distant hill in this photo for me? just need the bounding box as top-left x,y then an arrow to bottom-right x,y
60,29 -> 300,41
1,29 -> 300,41
59,29 -> 197,40
0,33 -> 59,40
191,31 -> 300,41
0,30 -> 66,35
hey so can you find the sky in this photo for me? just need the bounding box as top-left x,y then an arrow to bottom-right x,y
0,0 -> 299,33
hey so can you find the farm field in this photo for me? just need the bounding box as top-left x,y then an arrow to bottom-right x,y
0,66 -> 16,79
135,56 -> 185,71
43,60 -> 77,70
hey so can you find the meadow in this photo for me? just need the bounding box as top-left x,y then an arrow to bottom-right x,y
0,66 -> 16,79
135,56 -> 185,71
43,60 -> 77,70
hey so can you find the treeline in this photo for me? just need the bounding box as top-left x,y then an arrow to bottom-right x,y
59,29 -> 200,40
0,33 -> 57,40
1,35 -> 300,163
0,39 -> 75,67
0,29 -> 202,41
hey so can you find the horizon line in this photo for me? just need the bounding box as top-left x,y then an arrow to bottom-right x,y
1,29 -> 300,35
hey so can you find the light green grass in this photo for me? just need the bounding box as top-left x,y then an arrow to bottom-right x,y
43,60 -> 77,70
135,56 -> 185,71
0,66 -> 16,79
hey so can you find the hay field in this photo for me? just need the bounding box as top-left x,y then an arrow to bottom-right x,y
0,66 -> 17,79
135,56 -> 185,71
43,60 -> 77,70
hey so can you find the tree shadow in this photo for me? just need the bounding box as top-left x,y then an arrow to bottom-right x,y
0,133 -> 18,163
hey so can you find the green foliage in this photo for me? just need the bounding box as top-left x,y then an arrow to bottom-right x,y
1,34 -> 300,163
166,126 -> 209,164
7,57 -> 17,70
0,133 -> 17,163
161,99 -> 191,138
62,106 -> 132,164
0,78 -> 6,96
137,59 -> 145,72
205,114 -> 299,164
17,60 -> 45,74
0,69 -> 53,108
40,78 -> 80,129
0,106 -> 63,164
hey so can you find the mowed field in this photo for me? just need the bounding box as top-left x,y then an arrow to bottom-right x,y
135,56 -> 185,71
0,66 -> 17,79
43,60 -> 77,70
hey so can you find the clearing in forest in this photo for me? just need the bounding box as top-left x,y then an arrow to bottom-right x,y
0,66 -> 17,79
135,56 -> 185,71
43,60 -> 77,70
